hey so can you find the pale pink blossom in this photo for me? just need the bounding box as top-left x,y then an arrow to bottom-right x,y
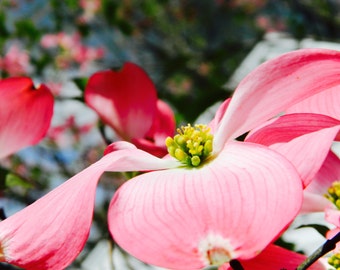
40,32 -> 105,70
0,44 -> 30,76
78,0 -> 101,22
47,115 -> 94,147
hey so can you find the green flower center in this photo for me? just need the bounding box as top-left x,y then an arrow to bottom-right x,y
165,124 -> 213,167
325,181 -> 340,209
328,253 -> 340,269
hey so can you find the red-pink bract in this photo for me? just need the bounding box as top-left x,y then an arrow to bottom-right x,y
85,63 -> 175,157
0,77 -> 54,159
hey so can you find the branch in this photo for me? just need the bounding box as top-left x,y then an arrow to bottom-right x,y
297,230 -> 340,269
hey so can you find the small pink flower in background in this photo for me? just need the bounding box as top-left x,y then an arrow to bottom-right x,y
255,15 -> 287,33
40,32 -> 105,70
78,0 -> 101,23
0,77 -> 54,159
85,62 -> 176,157
47,115 -> 95,148
0,44 -> 31,77
44,81 -> 63,96
73,45 -> 105,70
0,49 -> 339,270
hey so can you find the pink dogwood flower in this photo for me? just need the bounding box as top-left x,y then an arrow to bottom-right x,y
85,62 -> 176,157
0,49 -> 339,270
0,77 -> 54,159
40,32 -> 105,70
0,44 -> 31,77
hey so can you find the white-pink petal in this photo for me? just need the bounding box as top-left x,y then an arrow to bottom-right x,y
246,113 -> 340,187
109,142 -> 303,269
287,85 -> 340,120
214,49 -> 340,152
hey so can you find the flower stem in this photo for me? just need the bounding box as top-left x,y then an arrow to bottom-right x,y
297,231 -> 340,269
99,121 -> 112,145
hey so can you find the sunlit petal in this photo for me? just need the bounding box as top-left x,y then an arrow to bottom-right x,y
246,113 -> 340,187
109,142 -> 302,269
214,49 -> 340,151
287,85 -> 340,120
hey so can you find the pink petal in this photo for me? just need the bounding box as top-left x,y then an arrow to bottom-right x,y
0,163 -> 102,269
144,100 -> 176,147
305,150 -> 340,194
131,137 -> 169,158
132,100 -> 176,157
208,98 -> 231,133
246,113 -> 340,146
301,150 -> 340,213
220,244 -> 325,270
84,62 -> 158,140
246,113 -> 340,187
0,77 -> 54,159
301,191 -> 331,213
325,206 -> 340,227
287,85 -> 340,120
0,148 -> 177,269
104,141 -> 138,154
108,141 -> 303,269
214,49 -> 340,151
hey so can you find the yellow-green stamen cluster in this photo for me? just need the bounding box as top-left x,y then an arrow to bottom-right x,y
165,124 -> 213,167
325,181 -> 340,209
328,253 -> 340,269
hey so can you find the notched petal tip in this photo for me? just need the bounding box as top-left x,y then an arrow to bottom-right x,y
0,77 -> 54,159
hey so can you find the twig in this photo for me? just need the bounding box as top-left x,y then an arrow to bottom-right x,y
297,231 -> 340,269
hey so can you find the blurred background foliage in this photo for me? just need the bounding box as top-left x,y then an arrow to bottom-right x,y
0,0 -> 339,268
1,0 -> 339,120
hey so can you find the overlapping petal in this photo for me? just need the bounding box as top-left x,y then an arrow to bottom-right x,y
214,49 -> 340,151
84,62 -> 158,140
0,146 -> 178,269
246,113 -> 340,187
0,77 -> 54,159
287,85 -> 340,120
302,151 -> 340,213
109,142 -> 303,269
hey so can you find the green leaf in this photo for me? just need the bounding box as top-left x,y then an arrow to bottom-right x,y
14,19 -> 41,42
0,12 -> 9,38
73,77 -> 89,93
0,166 -> 10,190
5,173 -> 33,189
